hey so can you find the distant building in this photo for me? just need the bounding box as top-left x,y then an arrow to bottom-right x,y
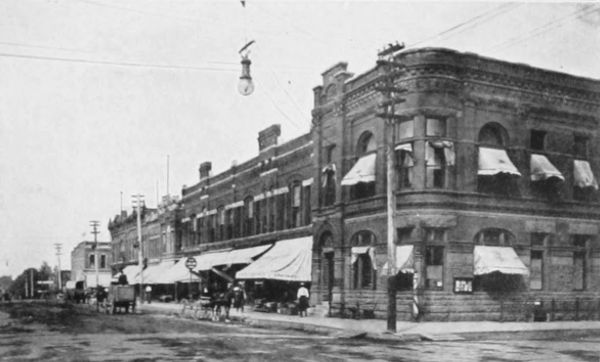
70,241 -> 112,288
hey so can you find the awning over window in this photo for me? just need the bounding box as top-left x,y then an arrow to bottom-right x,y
395,143 -> 414,167
478,147 -> 521,176
143,260 -> 177,284
341,153 -> 376,186
382,245 -> 414,274
121,265 -> 140,285
236,237 -> 313,282
198,244 -> 273,270
160,256 -> 202,284
473,246 -> 529,276
84,273 -> 112,288
350,246 -> 377,270
574,160 -> 598,189
530,154 -> 564,181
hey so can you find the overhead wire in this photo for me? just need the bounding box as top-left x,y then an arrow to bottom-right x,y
407,3 -> 521,48
487,4 -> 600,52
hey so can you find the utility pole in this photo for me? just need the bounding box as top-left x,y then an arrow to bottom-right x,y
54,243 -> 63,291
90,220 -> 100,311
376,42 -> 407,333
132,194 -> 145,304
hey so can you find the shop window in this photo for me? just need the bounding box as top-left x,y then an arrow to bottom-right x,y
475,228 -> 515,246
351,231 -> 377,290
426,118 -> 446,137
573,251 -> 586,290
530,130 -> 546,151
100,254 -> 106,269
89,254 -> 95,269
425,246 -> 444,290
353,254 -> 374,289
426,144 -> 445,188
530,250 -> 543,290
397,119 -> 414,139
574,135 -> 589,159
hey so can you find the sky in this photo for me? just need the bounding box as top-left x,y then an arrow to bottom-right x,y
0,0 -> 599,278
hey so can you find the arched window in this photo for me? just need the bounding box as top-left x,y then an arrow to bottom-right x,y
357,132 -> 376,156
474,228 -> 515,246
322,165 -> 336,206
350,231 -> 377,289
478,123 -> 508,147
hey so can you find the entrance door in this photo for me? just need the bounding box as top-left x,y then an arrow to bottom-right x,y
323,251 -> 334,302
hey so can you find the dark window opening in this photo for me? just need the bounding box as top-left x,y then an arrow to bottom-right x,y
478,174 -> 519,197
326,145 -> 336,164
100,255 -> 106,269
353,254 -> 374,289
530,233 -> 547,248
571,234 -> 590,249
426,146 -> 445,188
530,130 -> 546,151
475,228 -> 515,246
425,246 -> 444,290
573,251 -> 586,290
350,182 -> 376,200
574,135 -> 588,159
531,178 -> 563,200
396,148 -> 413,190
478,123 -> 507,147
424,228 -> 445,243
323,170 -> 336,206
530,250 -> 543,290
397,227 -> 413,244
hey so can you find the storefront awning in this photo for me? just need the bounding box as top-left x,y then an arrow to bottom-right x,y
382,245 -> 414,274
209,244 -> 273,268
350,246 -> 376,270
160,256 -> 202,283
341,153 -> 376,186
574,160 -> 598,189
143,260 -> 177,284
530,154 -> 564,181
473,246 -> 529,276
478,147 -> 521,176
236,237 -> 313,282
121,265 -> 140,285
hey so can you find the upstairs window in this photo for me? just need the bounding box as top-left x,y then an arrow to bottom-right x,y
397,227 -> 414,244
326,144 -> 336,164
100,254 -> 106,269
530,130 -> 546,151
89,254 -> 95,269
397,119 -> 414,140
396,143 -> 413,189
291,182 -> 302,228
574,135 -> 589,159
426,118 -> 446,137
357,132 -> 376,156
475,228 -> 515,246
478,123 -> 507,147
426,143 -> 446,188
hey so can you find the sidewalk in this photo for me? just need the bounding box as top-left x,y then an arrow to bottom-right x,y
138,301 -> 600,341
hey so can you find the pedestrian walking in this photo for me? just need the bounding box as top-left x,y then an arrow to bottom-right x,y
297,283 -> 309,317
232,282 -> 246,313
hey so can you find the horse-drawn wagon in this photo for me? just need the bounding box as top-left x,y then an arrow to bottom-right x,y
102,284 -> 136,314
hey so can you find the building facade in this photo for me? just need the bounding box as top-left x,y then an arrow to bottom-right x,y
70,241 -> 113,288
311,47 -> 600,321
107,47 -> 600,321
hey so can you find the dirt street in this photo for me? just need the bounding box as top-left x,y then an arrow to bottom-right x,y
1,301 -> 599,361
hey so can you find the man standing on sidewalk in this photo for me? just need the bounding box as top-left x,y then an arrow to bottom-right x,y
145,285 -> 152,304
297,283 -> 309,317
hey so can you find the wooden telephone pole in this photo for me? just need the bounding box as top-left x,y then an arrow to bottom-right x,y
375,42 -> 407,333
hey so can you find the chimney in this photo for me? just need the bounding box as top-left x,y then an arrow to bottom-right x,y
199,161 -> 212,180
258,124 -> 281,152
